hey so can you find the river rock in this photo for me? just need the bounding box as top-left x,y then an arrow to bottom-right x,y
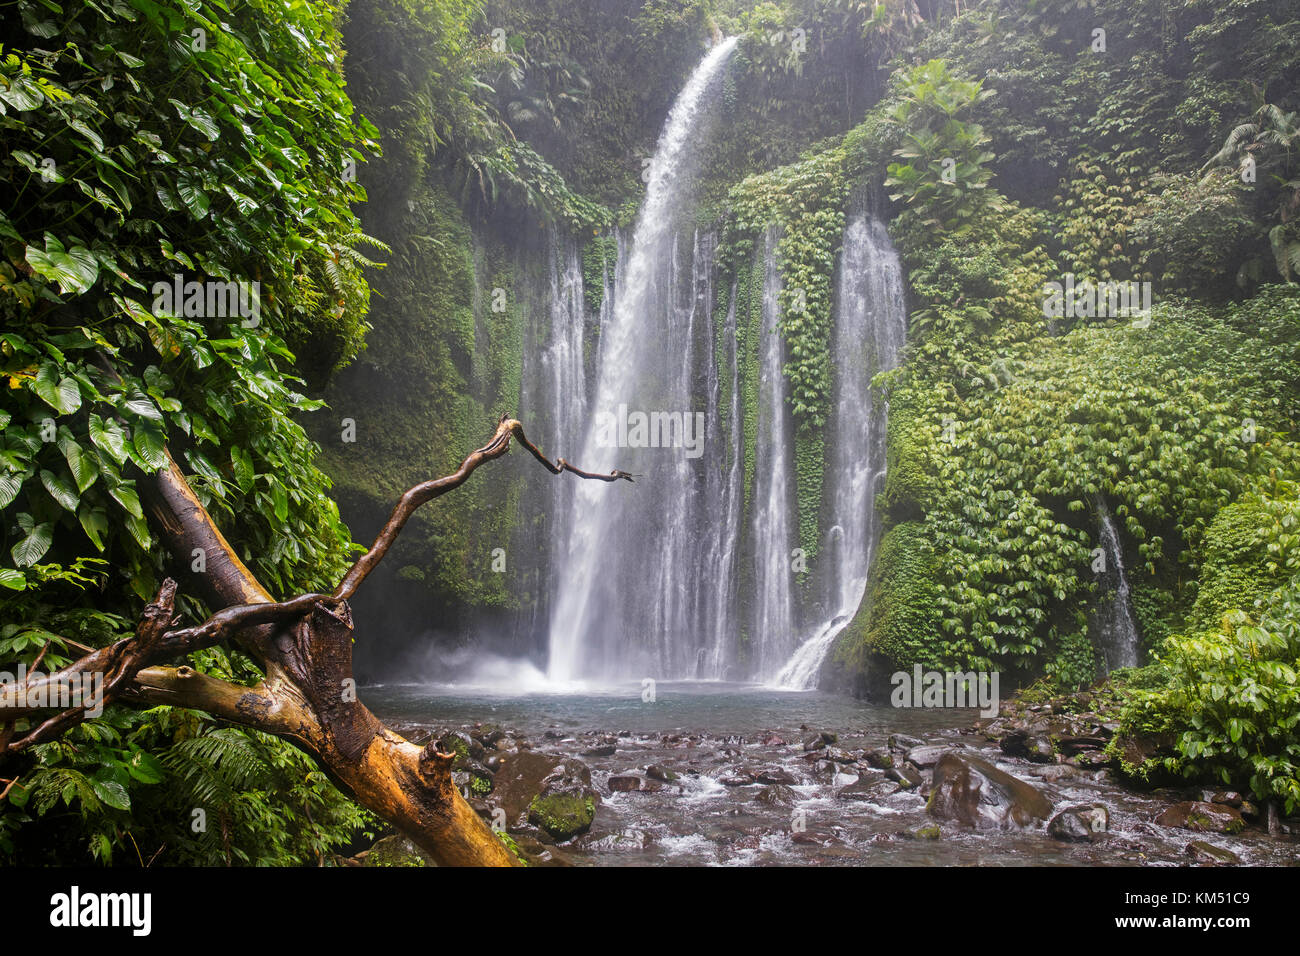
862,749 -> 894,770
887,763 -> 924,790
491,752 -> 585,826
1185,841 -> 1241,865
755,766 -> 797,785
608,775 -> 642,792
888,733 -> 925,751
1047,803 -> 1109,843
906,744 -> 950,768
1000,731 -> 1055,763
753,785 -> 796,807
836,772 -> 890,801
645,764 -> 678,782
582,743 -> 617,757
1204,790 -> 1243,808
528,762 -> 599,841
802,734 -> 827,752
927,751 -> 1053,829
719,770 -> 756,787
1154,801 -> 1245,834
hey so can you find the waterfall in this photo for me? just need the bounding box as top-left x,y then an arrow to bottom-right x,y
751,229 -> 797,679
541,237 -> 588,592
548,39 -> 739,682
774,214 -> 907,689
701,284 -> 744,678
1094,502 -> 1141,672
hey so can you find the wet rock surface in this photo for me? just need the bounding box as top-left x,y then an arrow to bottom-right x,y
369,688 -> 1298,867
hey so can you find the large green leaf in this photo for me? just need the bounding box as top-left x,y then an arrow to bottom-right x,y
24,235 -> 99,295
40,469 -> 79,511
132,422 -> 168,471
88,414 -> 130,465
11,522 -> 53,567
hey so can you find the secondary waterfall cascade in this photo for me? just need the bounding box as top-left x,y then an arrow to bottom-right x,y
774,214 -> 907,689
1094,502 -> 1142,672
542,39 -> 907,687
750,229 -> 798,679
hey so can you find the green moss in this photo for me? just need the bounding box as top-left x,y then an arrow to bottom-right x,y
835,522 -> 942,675
527,792 -> 596,840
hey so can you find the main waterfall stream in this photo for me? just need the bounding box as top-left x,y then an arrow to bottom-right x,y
544,40 -> 906,688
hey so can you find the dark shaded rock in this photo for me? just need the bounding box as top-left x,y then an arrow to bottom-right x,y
471,726 -> 505,749
1185,840 -> 1241,865
608,775 -> 643,792
490,751 -> 567,824
928,751 -> 1053,829
1155,801 -> 1245,834
437,730 -> 486,767
888,763 -> 924,790
888,733 -> 925,751
753,785 -> 795,807
836,772 -> 890,801
1057,735 -> 1108,756
802,734 -> 827,752
1206,790 -> 1243,808
582,744 -> 617,757
645,764 -> 678,782
755,766 -> 797,785
1000,731 -> 1055,763
1048,803 -> 1109,843
862,749 -> 894,770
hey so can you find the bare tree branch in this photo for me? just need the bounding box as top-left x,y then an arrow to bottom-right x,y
0,414 -> 632,866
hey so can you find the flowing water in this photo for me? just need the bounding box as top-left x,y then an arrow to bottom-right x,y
1094,503 -> 1142,672
548,38 -> 739,682
368,683 -> 1294,866
544,40 -> 910,688
750,229 -> 797,680
775,214 -> 907,689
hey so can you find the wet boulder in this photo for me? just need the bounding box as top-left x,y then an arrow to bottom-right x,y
755,766 -> 798,785
1154,801 -> 1245,834
491,752 -> 585,826
1047,803 -> 1109,843
753,785 -> 796,808
528,762 -> 600,842
1185,841 -> 1241,865
1000,730 -> 1056,763
905,744 -> 951,768
927,751 -> 1053,829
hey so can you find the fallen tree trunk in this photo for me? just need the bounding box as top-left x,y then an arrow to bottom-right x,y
0,415 -> 633,866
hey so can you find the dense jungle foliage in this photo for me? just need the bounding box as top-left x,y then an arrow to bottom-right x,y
2,0 -> 1298,862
